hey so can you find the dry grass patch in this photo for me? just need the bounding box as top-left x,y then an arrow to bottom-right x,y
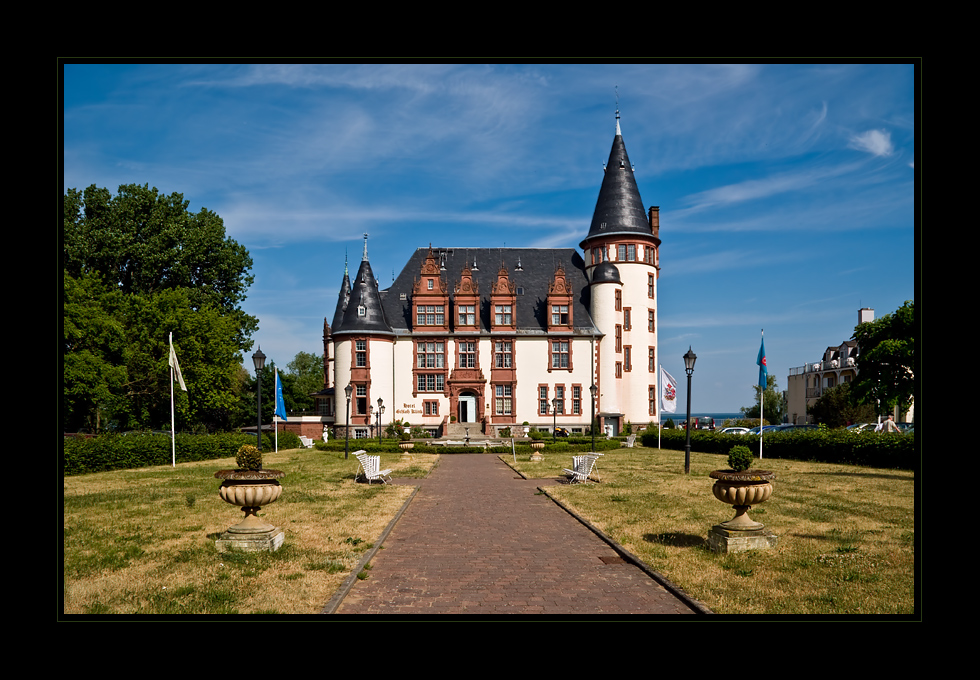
63,448 -> 437,615
508,446 -> 915,615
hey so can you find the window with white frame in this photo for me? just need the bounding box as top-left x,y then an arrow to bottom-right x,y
495,385 -> 512,415
551,340 -> 569,369
551,304 -> 569,326
416,305 -> 445,326
459,341 -> 477,368
417,373 -> 445,392
417,341 -> 445,369
494,340 -> 512,368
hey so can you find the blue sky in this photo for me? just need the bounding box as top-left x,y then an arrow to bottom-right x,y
62,62 -> 917,414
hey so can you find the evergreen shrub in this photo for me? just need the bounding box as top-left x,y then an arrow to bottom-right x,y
63,432 -> 259,476
641,428 -> 914,469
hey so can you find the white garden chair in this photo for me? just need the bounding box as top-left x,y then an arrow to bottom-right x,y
563,453 -> 601,484
354,450 -> 393,484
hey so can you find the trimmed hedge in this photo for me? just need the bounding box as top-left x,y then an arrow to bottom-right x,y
63,431 -> 303,476
314,437 -> 623,456
641,428 -> 915,470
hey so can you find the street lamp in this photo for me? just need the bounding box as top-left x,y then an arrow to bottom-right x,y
683,346 -> 697,474
590,384 -> 598,452
344,382 -> 353,459
376,397 -> 385,445
252,347 -> 266,451
552,397 -> 558,442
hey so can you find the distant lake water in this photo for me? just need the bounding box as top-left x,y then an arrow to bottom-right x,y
659,412 -> 743,422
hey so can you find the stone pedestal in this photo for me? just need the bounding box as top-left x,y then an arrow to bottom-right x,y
707,525 -> 778,554
216,525 -> 285,553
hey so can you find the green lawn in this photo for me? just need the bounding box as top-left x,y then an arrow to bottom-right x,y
509,445 -> 916,616
63,448 -> 436,615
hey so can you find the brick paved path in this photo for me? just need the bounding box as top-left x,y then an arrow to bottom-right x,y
334,454 -> 699,616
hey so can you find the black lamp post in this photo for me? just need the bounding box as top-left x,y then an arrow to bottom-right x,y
590,384 -> 598,452
376,397 -> 385,445
683,346 -> 697,474
344,382 -> 353,459
552,397 -> 558,442
253,347 -> 266,451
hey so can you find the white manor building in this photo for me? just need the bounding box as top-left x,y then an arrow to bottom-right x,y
301,115 -> 663,441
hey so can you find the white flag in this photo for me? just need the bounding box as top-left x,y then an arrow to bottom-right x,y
660,366 -> 677,413
169,337 -> 187,391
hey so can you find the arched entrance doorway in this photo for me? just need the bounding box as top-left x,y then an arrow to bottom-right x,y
458,391 -> 478,424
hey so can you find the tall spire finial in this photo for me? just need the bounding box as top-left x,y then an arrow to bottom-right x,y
615,85 -> 621,137
362,233 -> 369,262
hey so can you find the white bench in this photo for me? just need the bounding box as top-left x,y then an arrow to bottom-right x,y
353,450 -> 392,484
623,434 -> 636,448
299,435 -> 314,448
563,453 -> 602,484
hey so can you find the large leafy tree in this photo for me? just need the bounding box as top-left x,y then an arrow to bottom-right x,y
63,184 -> 258,432
808,383 -> 877,428
286,351 -> 324,411
740,374 -> 787,425
851,300 -> 915,418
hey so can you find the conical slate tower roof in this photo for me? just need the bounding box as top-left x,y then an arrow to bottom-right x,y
334,236 -> 393,336
331,258 -> 351,331
580,114 -> 651,248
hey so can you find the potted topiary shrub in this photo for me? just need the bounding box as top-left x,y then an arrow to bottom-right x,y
214,444 -> 285,552
708,445 -> 775,533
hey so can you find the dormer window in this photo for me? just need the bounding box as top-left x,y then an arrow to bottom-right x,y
417,305 -> 445,326
357,304 -> 366,317
427,279 -> 434,290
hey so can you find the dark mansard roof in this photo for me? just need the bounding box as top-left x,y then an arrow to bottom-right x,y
366,247 -> 598,335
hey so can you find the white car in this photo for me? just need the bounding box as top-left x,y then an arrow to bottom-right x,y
719,427 -> 750,435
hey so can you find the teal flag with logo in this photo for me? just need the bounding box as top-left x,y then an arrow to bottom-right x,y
757,334 -> 767,389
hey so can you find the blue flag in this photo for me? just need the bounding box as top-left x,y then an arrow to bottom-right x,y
275,370 -> 288,421
757,334 -> 768,389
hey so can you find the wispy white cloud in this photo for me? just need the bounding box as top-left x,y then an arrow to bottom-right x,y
672,161 -> 863,217
849,129 -> 894,156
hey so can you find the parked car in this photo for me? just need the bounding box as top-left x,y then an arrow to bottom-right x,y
747,425 -> 779,435
719,427 -> 750,435
846,423 -> 874,432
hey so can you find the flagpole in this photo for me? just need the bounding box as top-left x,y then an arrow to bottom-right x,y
170,332 -> 176,468
759,380 -> 764,460
657,364 -> 664,449
759,330 -> 764,460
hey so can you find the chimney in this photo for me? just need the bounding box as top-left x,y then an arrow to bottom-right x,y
648,206 -> 660,238
858,308 -> 874,325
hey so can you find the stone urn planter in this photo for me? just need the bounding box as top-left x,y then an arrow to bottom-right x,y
706,446 -> 777,553
529,440 -> 545,461
398,440 -> 415,457
709,469 -> 774,531
214,445 -> 285,552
